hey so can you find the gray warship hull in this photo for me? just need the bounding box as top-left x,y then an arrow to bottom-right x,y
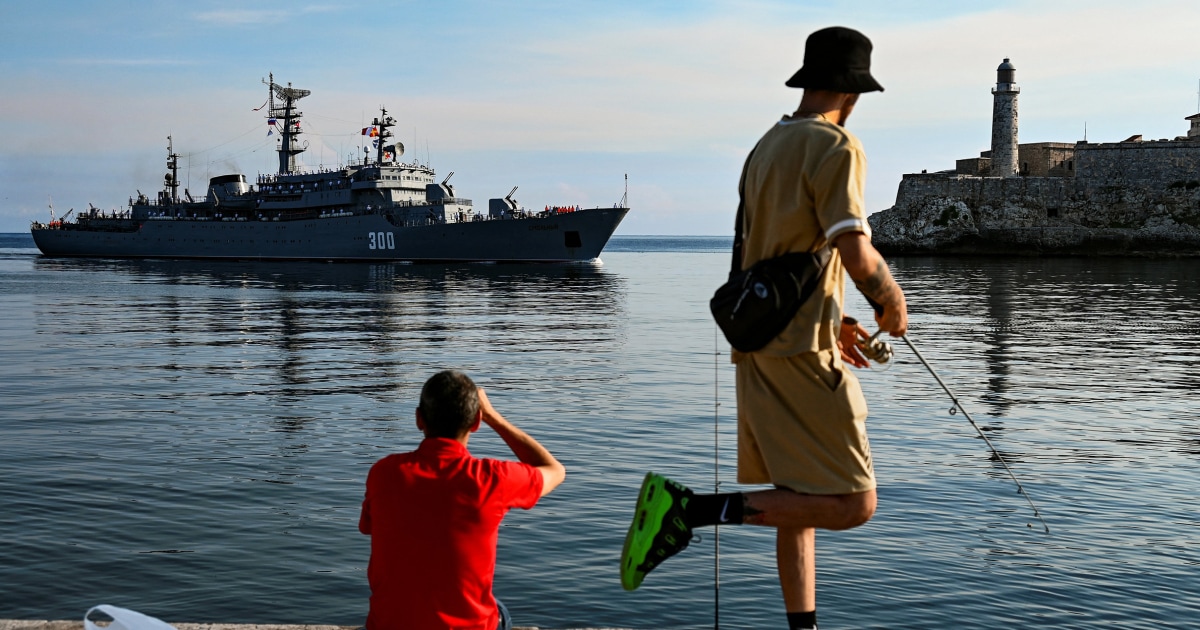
31,76 -> 629,262
32,207 -> 628,262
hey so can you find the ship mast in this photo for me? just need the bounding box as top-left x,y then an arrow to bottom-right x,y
265,73 -> 311,174
165,135 -> 180,204
373,107 -> 397,165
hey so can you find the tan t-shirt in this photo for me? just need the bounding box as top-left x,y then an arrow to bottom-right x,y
737,114 -> 873,357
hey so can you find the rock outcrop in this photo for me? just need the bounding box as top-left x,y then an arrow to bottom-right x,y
869,173 -> 1200,256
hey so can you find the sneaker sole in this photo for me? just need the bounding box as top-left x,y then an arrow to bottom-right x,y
619,472 -> 673,591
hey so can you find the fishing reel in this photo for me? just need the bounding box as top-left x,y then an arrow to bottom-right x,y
857,330 -> 894,366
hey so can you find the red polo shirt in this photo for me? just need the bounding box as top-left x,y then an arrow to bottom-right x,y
359,437 -> 543,630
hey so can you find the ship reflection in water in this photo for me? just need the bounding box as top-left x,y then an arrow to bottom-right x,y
31,257 -> 625,407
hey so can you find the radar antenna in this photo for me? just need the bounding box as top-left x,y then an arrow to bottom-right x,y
263,72 -> 310,174
271,83 -> 310,103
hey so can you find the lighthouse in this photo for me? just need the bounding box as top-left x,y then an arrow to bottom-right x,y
990,58 -> 1020,177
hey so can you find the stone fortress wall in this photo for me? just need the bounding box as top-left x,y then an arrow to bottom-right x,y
1075,139 -> 1200,188
870,58 -> 1200,255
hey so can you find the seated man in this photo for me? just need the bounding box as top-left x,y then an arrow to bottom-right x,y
359,370 -> 566,630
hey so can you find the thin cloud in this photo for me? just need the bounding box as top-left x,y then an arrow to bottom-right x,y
58,58 -> 197,67
192,9 -> 281,26
192,5 -> 340,26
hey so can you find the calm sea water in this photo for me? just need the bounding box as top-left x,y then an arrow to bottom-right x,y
1,233 -> 1198,629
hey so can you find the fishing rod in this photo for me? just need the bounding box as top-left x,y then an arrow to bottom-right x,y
859,331 -> 1051,533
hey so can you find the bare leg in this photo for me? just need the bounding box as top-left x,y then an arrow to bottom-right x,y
747,489 -> 873,625
743,488 -> 876,531
776,526 -> 816,613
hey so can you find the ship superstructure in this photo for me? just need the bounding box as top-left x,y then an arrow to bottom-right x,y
31,76 -> 628,262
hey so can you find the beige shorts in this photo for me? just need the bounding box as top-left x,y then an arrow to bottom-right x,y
735,347 -> 875,494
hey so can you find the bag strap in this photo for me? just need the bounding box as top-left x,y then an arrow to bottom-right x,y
730,195 -> 744,274
730,143 -> 760,275
731,142 -> 833,274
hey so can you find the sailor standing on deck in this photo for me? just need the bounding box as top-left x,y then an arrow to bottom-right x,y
619,27 -> 908,630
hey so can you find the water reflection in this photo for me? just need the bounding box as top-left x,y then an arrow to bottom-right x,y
7,250 -> 1200,626
982,265 -> 1017,418
889,256 -> 1200,466
29,256 -> 626,409
32,256 -> 620,294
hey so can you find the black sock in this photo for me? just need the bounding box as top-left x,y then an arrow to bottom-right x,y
786,610 -> 817,630
684,492 -> 744,528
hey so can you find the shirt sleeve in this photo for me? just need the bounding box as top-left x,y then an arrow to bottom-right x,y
497,460 -> 544,511
812,140 -> 872,243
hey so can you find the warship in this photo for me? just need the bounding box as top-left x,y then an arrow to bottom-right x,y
30,76 -> 629,262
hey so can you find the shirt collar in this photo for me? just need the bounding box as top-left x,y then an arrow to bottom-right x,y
417,436 -> 471,458
779,112 -> 829,126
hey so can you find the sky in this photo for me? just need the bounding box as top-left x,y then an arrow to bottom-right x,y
2,0 -> 1199,234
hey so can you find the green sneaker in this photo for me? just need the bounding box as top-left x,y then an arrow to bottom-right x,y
620,472 -> 695,591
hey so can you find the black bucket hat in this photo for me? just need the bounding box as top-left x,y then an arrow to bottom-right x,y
785,26 -> 883,93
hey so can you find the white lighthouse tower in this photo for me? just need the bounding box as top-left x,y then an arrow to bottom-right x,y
990,58 -> 1020,177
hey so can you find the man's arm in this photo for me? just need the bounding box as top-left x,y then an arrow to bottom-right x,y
477,388 -> 566,497
834,231 -> 908,336
358,468 -> 373,535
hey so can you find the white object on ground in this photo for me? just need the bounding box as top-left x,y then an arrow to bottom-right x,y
84,606 -> 176,630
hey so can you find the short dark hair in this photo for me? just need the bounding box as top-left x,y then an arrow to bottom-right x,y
419,370 -> 479,438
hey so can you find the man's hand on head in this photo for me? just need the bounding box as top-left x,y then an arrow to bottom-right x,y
476,386 -> 566,496
477,387 -> 503,427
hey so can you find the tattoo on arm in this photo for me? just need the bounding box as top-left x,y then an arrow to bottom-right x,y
853,259 -> 902,311
742,503 -> 767,526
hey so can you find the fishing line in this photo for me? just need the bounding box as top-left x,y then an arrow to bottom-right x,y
713,324 -> 721,630
882,333 -> 1051,533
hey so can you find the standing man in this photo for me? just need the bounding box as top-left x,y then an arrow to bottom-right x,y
360,370 -> 566,630
619,27 -> 907,630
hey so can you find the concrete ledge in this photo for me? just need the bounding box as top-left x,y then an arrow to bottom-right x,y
0,622 -> 631,630
0,624 -> 352,630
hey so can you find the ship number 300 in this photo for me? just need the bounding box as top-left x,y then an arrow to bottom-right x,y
368,231 -> 396,250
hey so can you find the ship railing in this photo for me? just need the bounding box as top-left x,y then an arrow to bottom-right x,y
389,197 -> 474,208
393,218 -> 447,228
260,180 -> 350,194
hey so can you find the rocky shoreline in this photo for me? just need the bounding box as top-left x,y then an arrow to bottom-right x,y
868,173 -> 1200,256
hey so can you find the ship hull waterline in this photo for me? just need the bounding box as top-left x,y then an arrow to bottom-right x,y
32,207 -> 629,263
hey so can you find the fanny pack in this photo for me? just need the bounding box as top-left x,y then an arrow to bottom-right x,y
710,147 -> 831,352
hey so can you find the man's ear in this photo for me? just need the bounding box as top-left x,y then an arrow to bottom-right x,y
415,408 -> 426,432
469,409 -> 483,433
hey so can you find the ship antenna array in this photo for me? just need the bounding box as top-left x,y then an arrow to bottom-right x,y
165,135 -> 180,204
263,72 -> 311,174
372,106 -> 397,165
620,173 -> 628,208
